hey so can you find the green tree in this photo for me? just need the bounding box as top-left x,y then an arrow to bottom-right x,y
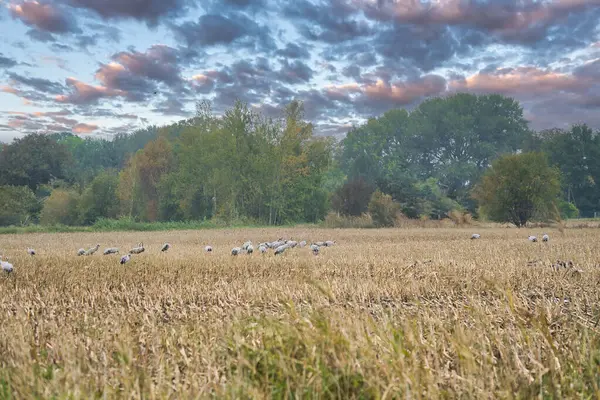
0,133 -> 72,190
473,152 -> 561,227
0,185 -> 39,226
526,124 -> 600,217
40,189 -> 80,226
368,190 -> 400,227
78,170 -> 120,224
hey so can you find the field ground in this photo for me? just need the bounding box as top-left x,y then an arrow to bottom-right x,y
1,227 -> 599,398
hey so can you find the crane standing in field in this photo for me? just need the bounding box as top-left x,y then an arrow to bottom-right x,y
103,247 -> 119,255
1,256 -> 13,274
204,245 -> 213,253
27,248 -> 35,256
84,244 -> 100,256
129,243 -> 145,254
161,243 -> 171,252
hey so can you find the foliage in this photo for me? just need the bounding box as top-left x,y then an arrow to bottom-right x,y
78,170 -> 120,225
0,185 -> 39,226
340,93 -> 531,213
558,200 -> 580,219
40,189 -> 81,226
331,177 -> 375,216
473,152 -> 561,227
0,133 -> 72,190
368,190 -> 400,227
526,124 -> 600,217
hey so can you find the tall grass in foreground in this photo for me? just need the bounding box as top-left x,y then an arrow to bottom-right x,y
0,227 -> 599,398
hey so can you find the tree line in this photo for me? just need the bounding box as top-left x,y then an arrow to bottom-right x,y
0,94 -> 596,228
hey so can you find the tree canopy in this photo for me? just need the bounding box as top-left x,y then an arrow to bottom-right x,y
473,152 -> 561,227
0,94 -> 597,227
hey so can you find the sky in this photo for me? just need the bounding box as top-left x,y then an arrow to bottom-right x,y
0,0 -> 599,142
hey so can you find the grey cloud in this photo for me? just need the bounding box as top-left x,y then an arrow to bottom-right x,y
66,0 -> 191,25
276,43 -> 311,59
172,13 -> 275,51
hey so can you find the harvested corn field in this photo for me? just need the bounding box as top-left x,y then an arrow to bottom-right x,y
1,227 -> 599,398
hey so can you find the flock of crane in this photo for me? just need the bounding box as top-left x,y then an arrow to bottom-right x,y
0,237 -> 337,275
0,232 -> 552,276
470,233 -> 550,242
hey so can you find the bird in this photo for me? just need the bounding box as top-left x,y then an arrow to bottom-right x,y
324,240 -> 335,247
298,241 -> 307,248
314,241 -> 325,247
129,243 -> 145,254
542,234 -> 549,242
274,244 -> 288,255
528,235 -> 538,242
204,245 -> 213,252
120,254 -> 131,265
471,234 -> 481,240
77,248 -> 86,256
231,247 -> 242,256
310,244 -> 320,256
242,241 -> 252,251
246,244 -> 254,254
1,257 -> 13,274
27,248 -> 35,256
269,241 -> 284,249
160,243 -> 171,252
103,247 -> 119,255
258,245 -> 267,253
287,240 -> 298,248
84,244 -> 100,256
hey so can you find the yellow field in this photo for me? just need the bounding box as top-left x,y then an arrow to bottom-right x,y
1,227 -> 599,398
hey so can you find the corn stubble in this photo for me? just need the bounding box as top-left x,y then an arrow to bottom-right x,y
1,228 -> 599,399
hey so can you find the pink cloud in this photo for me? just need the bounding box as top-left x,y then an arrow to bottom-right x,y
56,77 -> 124,104
73,122 -> 98,133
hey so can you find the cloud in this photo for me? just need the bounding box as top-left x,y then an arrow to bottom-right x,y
172,13 -> 275,51
56,77 -> 125,105
73,122 -> 98,133
357,0 -> 599,43
66,0 -> 191,25
94,44 -> 191,103
277,60 -> 314,84
276,43 -> 311,60
7,72 -> 65,94
9,1 -> 80,33
283,0 -> 373,43
0,54 -> 17,68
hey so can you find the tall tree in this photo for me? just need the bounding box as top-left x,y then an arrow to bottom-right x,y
0,133 -> 72,190
473,152 -> 561,227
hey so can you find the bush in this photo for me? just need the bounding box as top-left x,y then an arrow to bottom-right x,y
40,189 -> 80,226
0,185 -> 39,226
558,200 -> 579,219
368,190 -> 400,227
331,177 -> 375,216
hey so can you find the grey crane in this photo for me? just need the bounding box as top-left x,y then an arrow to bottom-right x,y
27,248 -> 35,256
161,243 -> 171,252
77,248 -> 86,256
103,247 -> 119,255
120,254 -> 131,265
231,247 -> 242,256
542,234 -> 549,242
471,234 -> 481,240
1,257 -> 13,274
205,245 -> 213,252
528,235 -> 538,242
129,243 -> 145,254
84,244 -> 100,256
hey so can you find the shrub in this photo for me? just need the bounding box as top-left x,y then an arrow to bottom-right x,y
558,200 -> 579,219
322,212 -> 374,228
368,190 -> 400,227
40,189 -> 80,226
0,185 -> 39,226
331,177 -> 375,216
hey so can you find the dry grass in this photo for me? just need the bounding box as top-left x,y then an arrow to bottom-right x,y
1,227 -> 600,399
